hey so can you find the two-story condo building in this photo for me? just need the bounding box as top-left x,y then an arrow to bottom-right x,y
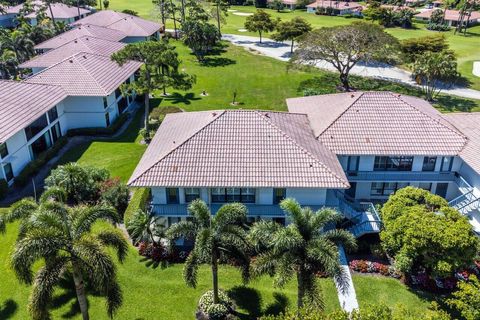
0,81 -> 68,186
129,92 -> 480,236
25,52 -> 142,129
71,10 -> 163,42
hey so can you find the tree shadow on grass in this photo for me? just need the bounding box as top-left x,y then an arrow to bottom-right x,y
160,92 -> 202,106
435,94 -> 477,112
0,299 -> 18,319
228,286 -> 288,320
264,292 -> 289,316
201,57 -> 236,67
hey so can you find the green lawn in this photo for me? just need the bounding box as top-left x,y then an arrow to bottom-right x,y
106,0 -> 480,90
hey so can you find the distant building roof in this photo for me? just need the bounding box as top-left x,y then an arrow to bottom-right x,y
287,92 -> 467,156
267,0 -> 298,5
25,52 -> 142,96
7,0 -> 90,18
20,36 -> 126,69
0,81 -> 67,143
307,1 -> 363,9
443,113 -> 480,174
72,10 -> 162,37
129,110 -> 349,189
34,24 -> 127,51
415,9 -> 480,21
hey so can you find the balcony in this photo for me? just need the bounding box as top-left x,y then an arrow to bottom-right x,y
346,171 -> 456,182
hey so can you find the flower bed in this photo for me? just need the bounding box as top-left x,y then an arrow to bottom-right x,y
138,241 -> 188,264
349,259 -> 401,278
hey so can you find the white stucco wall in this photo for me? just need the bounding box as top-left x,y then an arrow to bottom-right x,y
63,96 -> 110,129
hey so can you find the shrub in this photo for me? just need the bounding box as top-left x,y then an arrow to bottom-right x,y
100,177 -> 130,217
0,179 -> 8,200
198,290 -> 234,320
66,113 -> 128,137
124,187 -> 150,225
14,137 -> 68,187
401,34 -> 449,63
149,105 -> 182,122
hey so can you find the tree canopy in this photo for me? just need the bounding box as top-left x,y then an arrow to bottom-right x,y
272,17 -> 312,53
380,187 -> 479,277
244,9 -> 278,43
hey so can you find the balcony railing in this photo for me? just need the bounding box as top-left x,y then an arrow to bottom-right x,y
347,171 -> 456,182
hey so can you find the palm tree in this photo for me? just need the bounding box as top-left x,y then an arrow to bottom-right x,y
0,30 -> 35,63
167,199 -> 250,304
0,50 -> 18,80
126,209 -> 165,245
249,198 -> 357,309
10,191 -> 127,320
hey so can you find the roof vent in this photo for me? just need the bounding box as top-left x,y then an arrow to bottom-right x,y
83,55 -> 87,59
69,59 -> 74,63
173,140 -> 176,144
212,112 -> 217,117
74,40 -> 78,43
350,94 -> 355,98
309,164 -> 313,168
264,113 -> 270,118
330,135 -> 334,139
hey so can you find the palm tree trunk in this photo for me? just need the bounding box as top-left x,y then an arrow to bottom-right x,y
144,92 -> 150,131
259,31 -> 262,43
216,1 -> 222,37
180,0 -> 186,24
297,271 -> 305,309
48,4 -> 58,32
72,263 -> 90,320
290,39 -> 294,53
99,0 -> 103,10
170,0 -> 178,39
76,0 -> 81,19
212,250 -> 219,304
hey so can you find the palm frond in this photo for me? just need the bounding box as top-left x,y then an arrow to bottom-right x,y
251,251 -> 280,278
72,205 -> 120,238
0,213 -> 5,234
280,198 -> 307,229
39,186 -> 67,203
126,209 -> 152,244
322,229 -> 357,252
28,255 -> 69,320
183,250 -> 200,288
214,203 -> 248,229
248,220 -> 281,250
95,230 -> 128,263
273,256 -> 295,288
311,207 -> 343,230
272,226 -> 304,255
187,199 -> 211,227
104,279 -> 123,319
333,264 -> 350,296
8,198 -> 38,222
218,225 -> 249,251
306,238 -> 341,276
302,274 -> 325,310
166,220 -> 197,240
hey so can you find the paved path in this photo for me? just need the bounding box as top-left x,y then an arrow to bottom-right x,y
335,245 -> 359,312
223,34 -> 480,100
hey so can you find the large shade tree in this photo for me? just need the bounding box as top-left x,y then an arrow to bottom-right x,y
292,22 -> 399,91
272,17 -> 312,53
167,199 -> 250,304
8,189 -> 128,320
111,40 -> 196,131
244,9 -> 278,43
249,199 -> 357,309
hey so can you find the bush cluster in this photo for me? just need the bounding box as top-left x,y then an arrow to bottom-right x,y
123,187 -> 150,225
138,241 -> 188,264
14,137 -> 68,187
198,290 -> 235,320
67,113 -> 129,137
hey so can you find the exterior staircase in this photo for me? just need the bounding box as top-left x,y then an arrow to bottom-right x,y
449,175 -> 480,216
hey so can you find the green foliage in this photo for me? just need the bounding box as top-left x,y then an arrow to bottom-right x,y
14,136 -> 68,187
363,4 -> 413,28
121,8 -> 139,15
250,199 -> 357,310
380,187 -> 479,276
198,290 -> 234,319
244,9 -> 278,42
126,209 -> 165,245
427,9 -> 450,31
400,34 -> 449,63
272,17 -> 312,52
99,178 -> 130,216
123,187 -> 150,225
182,19 -> 221,62
446,275 -> 480,320
66,112 -> 129,137
412,50 -> 459,101
268,0 -> 285,12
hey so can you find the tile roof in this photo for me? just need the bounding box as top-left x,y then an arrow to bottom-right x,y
34,24 -> 127,51
7,0 -> 90,18
307,1 -> 363,9
443,113 -> 480,174
20,36 -> 126,69
72,10 -> 162,37
25,52 -> 142,96
415,9 -> 480,21
129,110 -> 349,188
0,81 -> 67,143
287,92 -> 467,156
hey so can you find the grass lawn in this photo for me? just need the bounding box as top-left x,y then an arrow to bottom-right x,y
353,274 -> 435,314
106,0 -> 480,90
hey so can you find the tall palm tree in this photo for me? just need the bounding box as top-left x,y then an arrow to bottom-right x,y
126,209 -> 165,245
167,199 -> 250,304
249,198 -> 357,309
10,192 -> 127,320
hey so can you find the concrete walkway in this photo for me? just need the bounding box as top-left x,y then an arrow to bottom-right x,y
0,104 -> 141,206
335,245 -> 359,312
222,34 -> 480,100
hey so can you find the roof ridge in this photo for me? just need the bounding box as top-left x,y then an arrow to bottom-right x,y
71,52 -> 110,95
391,92 -> 468,143
316,92 -> 365,137
253,110 -> 349,187
128,111 -> 226,185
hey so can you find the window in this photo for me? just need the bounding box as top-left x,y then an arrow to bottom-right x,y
3,163 -> 13,182
185,188 -> 200,202
347,156 -> 359,171
118,97 -> 128,114
29,131 -> 52,160
103,97 -> 108,109
374,156 -> 413,171
167,217 -> 181,227
422,157 -> 437,171
0,143 -> 8,159
440,157 -> 453,172
370,182 -> 410,196
47,106 -> 58,123
166,188 -> 179,204
436,183 -> 448,198
105,112 -> 110,127
24,114 -> 48,141
418,183 -> 432,191
50,122 -> 62,143
273,188 -> 286,204
115,88 -> 122,100
211,188 -> 256,203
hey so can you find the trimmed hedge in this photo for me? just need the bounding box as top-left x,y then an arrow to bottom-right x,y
14,137 -> 68,187
124,187 -> 150,225
66,113 -> 129,137
0,179 -> 8,200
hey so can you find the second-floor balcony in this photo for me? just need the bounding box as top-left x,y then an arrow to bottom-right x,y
346,171 -> 457,182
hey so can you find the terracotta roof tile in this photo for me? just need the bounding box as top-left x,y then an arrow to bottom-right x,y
20,36 -> 126,69
34,24 -> 127,51
287,92 -> 467,155
415,9 -> 480,22
0,81 -> 67,143
7,0 -> 90,18
25,52 -> 142,96
129,110 -> 349,188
